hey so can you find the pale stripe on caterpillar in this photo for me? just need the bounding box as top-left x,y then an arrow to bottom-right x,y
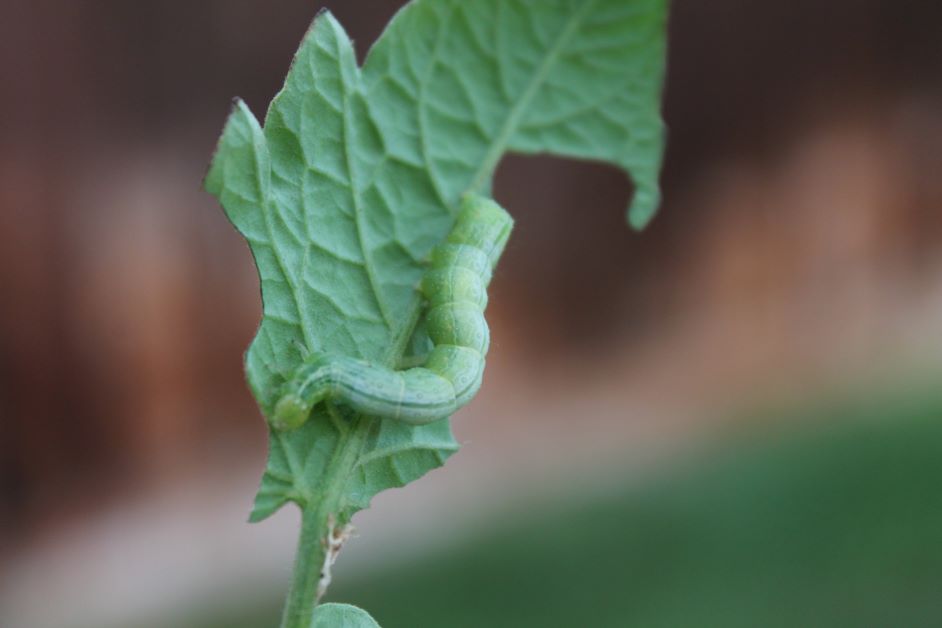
271,194 -> 513,430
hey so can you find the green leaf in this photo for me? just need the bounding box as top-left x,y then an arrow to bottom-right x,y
206,0 -> 668,523
312,603 -> 381,628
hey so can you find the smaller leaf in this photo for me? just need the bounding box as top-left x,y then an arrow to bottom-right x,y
312,603 -> 381,628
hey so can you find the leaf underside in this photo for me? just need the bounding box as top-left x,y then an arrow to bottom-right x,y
312,603 -> 381,628
205,0 -> 668,523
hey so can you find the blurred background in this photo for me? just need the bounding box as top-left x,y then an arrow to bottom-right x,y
2,1 -> 942,626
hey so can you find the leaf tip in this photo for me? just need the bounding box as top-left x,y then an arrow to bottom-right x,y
204,97 -> 248,195
248,504 -> 276,524
304,6 -> 351,46
248,493 -> 287,523
627,181 -> 662,231
204,97 -> 267,205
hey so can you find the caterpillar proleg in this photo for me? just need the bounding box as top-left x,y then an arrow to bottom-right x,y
271,195 -> 513,430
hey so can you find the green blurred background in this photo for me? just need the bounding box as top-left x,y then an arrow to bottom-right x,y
2,1 -> 942,627
178,385 -> 942,628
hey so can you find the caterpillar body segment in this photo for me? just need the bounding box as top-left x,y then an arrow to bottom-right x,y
273,356 -> 459,428
271,195 -> 513,430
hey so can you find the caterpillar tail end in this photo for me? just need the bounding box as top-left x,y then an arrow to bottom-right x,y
457,194 -> 514,269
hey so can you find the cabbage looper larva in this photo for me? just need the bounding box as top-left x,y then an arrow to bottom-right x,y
271,195 -> 513,430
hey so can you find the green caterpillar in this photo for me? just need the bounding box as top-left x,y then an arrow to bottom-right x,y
271,195 -> 513,430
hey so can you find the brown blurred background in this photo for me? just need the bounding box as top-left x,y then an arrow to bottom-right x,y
2,1 -> 941,626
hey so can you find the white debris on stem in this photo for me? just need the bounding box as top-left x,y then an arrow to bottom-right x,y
316,514 -> 355,603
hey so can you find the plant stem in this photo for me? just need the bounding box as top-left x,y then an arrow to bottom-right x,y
278,417 -> 369,628
280,503 -> 329,628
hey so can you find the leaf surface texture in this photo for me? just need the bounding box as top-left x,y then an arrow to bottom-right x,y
206,0 -> 668,521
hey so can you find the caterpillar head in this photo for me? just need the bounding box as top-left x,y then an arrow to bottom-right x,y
272,392 -> 312,431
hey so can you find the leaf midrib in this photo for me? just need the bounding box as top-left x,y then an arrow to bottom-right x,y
417,5 -> 458,213
268,0 -> 605,512
374,0 -> 599,376
465,0 -> 598,194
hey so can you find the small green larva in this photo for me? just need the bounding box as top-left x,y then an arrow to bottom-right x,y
271,194 -> 513,430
